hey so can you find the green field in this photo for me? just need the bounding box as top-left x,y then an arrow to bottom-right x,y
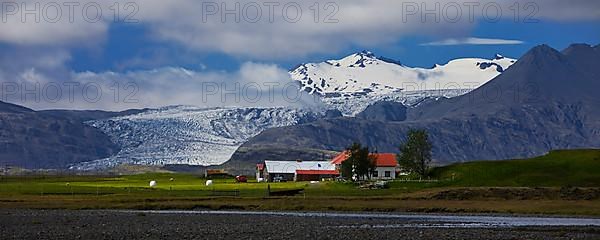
431,149 -> 600,187
0,149 -> 599,215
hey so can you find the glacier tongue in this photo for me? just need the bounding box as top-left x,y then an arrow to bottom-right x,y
71,106 -> 323,170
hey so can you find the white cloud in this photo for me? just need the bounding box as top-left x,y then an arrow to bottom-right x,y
0,61 -> 322,111
0,0 -> 597,58
421,37 -> 525,46
130,0 -> 599,58
0,0 -> 110,46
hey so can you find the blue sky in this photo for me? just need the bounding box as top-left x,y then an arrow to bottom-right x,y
0,0 -> 599,110
68,19 -> 599,73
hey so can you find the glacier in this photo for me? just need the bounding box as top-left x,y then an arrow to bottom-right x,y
71,106 -> 324,170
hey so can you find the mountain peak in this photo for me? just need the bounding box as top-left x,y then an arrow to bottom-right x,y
562,44 -> 596,55
519,44 -> 564,65
356,50 -> 376,58
561,43 -> 600,75
529,44 -> 559,54
562,43 -> 594,54
494,54 -> 505,60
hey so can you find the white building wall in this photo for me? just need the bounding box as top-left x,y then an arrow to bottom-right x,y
372,167 -> 396,180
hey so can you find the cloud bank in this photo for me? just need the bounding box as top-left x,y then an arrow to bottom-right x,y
2,0 -> 598,58
0,62 -> 321,111
421,37 -> 525,46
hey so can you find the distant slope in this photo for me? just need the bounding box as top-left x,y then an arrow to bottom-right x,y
431,149 -> 600,187
40,109 -> 147,122
0,101 -> 140,169
356,101 -> 407,122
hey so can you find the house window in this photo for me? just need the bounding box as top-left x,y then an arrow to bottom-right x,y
384,171 -> 391,177
372,171 -> 378,178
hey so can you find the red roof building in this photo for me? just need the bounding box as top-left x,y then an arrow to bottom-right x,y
331,152 -> 398,180
331,152 -> 398,167
256,163 -> 264,171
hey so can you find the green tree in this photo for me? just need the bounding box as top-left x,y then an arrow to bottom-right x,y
397,129 -> 433,177
340,154 -> 354,180
342,143 -> 377,181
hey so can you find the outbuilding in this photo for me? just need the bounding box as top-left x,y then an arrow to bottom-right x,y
257,160 -> 338,182
295,170 -> 340,182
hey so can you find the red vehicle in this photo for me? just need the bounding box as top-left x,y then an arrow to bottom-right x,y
235,175 -> 248,183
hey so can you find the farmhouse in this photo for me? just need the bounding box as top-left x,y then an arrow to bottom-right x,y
256,160 -> 338,182
331,152 -> 398,180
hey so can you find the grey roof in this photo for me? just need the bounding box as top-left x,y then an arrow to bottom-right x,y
264,161 -> 335,174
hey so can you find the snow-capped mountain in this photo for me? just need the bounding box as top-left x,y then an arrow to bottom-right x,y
72,51 -> 517,169
71,106 -> 326,170
290,51 -> 516,115
291,51 -> 516,95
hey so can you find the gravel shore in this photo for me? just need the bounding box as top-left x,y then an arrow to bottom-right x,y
0,210 -> 599,240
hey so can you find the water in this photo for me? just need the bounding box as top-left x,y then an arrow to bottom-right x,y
121,210 -> 600,228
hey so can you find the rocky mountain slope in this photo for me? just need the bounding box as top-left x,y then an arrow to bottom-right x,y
0,102 -> 130,168
356,101 -> 407,122
231,44 -> 600,167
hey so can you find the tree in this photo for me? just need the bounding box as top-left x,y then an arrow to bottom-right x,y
341,143 -> 377,181
340,154 -> 354,180
397,129 -> 433,177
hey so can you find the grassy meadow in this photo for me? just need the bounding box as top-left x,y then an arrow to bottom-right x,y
431,149 -> 600,187
0,149 -> 599,215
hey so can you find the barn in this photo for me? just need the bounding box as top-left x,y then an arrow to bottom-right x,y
257,160 -> 338,182
295,170 -> 340,182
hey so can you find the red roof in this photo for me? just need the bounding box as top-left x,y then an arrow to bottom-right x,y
256,163 -> 264,171
374,153 -> 398,167
296,170 -> 340,175
331,152 -> 397,167
331,151 -> 350,165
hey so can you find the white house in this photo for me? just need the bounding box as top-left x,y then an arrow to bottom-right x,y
331,152 -> 398,180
